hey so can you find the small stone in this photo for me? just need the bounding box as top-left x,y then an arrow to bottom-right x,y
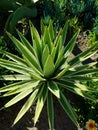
78,128 -> 83,130
27,127 -> 38,130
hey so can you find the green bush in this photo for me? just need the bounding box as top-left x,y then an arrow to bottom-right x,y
40,0 -> 98,30
0,20 -> 98,130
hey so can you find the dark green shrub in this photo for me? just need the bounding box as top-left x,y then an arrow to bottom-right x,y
0,0 -> 37,34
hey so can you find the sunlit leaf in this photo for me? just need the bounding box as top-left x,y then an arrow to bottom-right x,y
7,32 -> 42,72
62,21 -> 68,45
3,81 -> 40,96
42,44 -> 49,68
48,81 -> 60,98
48,20 -> 54,41
13,89 -> 38,125
4,89 -> 33,108
0,74 -> 31,81
34,84 -> 48,125
44,55 -> 55,78
29,21 -> 42,60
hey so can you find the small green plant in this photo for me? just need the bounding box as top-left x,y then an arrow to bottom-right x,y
88,16 -> 98,46
0,20 -> 98,130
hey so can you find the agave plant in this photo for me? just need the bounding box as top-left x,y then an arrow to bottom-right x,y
0,20 -> 98,130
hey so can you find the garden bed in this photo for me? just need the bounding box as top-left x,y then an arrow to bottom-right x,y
0,33 -> 97,130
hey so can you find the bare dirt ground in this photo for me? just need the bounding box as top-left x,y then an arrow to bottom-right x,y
0,97 -> 77,130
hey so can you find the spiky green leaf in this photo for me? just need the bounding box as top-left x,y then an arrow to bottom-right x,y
0,74 -> 31,81
66,75 -> 98,82
7,32 -> 42,73
55,64 -> 70,79
0,81 -> 27,93
29,21 -> 42,60
55,46 -> 64,69
44,55 -> 55,78
69,43 -> 98,66
34,84 -> 48,125
42,26 -> 52,52
4,89 -> 33,108
42,44 -> 49,68
48,20 -> 54,41
58,92 -> 79,127
3,51 -> 27,66
17,30 -> 35,55
76,68 -> 98,75
57,79 -> 89,92
0,59 -> 44,81
3,81 -> 40,96
48,81 -> 60,98
62,21 -> 68,44
64,62 -> 97,76
13,89 -> 38,125
47,92 -> 54,130
51,46 -> 56,61
64,30 -> 79,61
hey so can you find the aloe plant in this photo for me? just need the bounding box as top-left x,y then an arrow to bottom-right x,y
0,20 -> 98,130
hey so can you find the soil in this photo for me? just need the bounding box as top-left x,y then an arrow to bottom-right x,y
0,97 -> 77,130
0,32 -> 97,130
